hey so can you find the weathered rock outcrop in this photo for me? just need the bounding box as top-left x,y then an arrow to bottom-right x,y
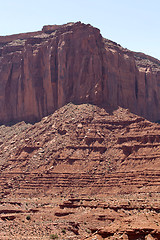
0,21 -> 160,124
0,103 -> 159,239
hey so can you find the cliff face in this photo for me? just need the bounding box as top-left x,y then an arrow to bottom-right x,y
0,22 -> 160,124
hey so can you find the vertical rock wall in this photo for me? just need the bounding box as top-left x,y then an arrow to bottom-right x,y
0,22 -> 160,124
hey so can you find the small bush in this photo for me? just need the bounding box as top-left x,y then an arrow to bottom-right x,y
50,234 -> 58,239
62,229 -> 66,234
85,229 -> 91,234
26,215 -> 31,220
149,192 -> 152,197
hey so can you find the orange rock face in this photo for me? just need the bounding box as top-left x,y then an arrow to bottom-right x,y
0,22 -> 160,124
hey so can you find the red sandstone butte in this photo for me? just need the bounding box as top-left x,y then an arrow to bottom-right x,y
0,22 -> 160,124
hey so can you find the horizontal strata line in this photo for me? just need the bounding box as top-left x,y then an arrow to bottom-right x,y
127,155 -> 160,160
25,175 -> 159,179
1,179 -> 159,183
13,184 -> 159,189
0,179 -> 159,185
19,185 -> 160,189
1,170 -> 159,175
91,118 -> 144,125
0,176 -> 160,181
16,177 -> 160,182
11,182 -> 160,187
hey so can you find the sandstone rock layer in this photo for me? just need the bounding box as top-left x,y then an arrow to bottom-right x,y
0,22 -> 160,124
0,103 -> 159,239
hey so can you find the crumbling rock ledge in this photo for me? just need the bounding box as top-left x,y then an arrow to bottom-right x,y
0,103 -> 159,239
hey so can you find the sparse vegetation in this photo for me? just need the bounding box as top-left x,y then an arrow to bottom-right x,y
62,228 -> 66,234
50,234 -> 58,239
26,215 -> 31,220
85,229 -> 91,234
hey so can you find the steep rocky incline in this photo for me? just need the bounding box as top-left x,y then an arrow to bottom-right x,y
0,103 -> 159,239
0,103 -> 160,195
0,22 -> 160,124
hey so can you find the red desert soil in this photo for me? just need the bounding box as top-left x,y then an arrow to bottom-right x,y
0,103 -> 159,239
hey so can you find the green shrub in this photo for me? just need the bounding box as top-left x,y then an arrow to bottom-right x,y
62,229 -> 66,234
50,234 -> 58,239
26,215 -> 31,220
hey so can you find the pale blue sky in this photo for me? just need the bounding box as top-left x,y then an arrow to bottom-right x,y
1,0 -> 160,60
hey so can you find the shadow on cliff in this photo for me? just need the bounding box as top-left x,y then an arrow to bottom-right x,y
3,101 -> 159,127
1,102 -> 119,127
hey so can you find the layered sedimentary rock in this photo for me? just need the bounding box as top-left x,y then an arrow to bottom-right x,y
1,103 -> 160,194
0,22 -> 160,124
0,103 -> 159,239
